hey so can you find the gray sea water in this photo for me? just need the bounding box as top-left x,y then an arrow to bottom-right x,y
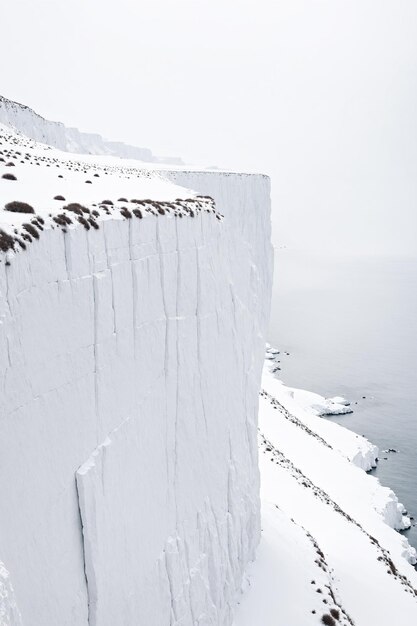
268,250 -> 417,550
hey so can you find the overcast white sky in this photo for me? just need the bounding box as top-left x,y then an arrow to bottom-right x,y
2,0 -> 417,255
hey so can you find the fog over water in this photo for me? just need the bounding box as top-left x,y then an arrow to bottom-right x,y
269,250 -> 417,548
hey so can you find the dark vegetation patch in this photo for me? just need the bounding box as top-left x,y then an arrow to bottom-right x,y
132,209 -> 142,219
53,215 -> 67,227
87,217 -> 99,229
31,219 -> 44,231
64,203 -> 89,215
330,608 -> 340,620
4,201 -> 34,214
54,195 -> 65,201
321,615 -> 336,626
2,173 -> 17,181
53,214 -> 72,227
23,223 -> 39,239
118,197 -> 128,202
387,558 -> 398,576
77,216 -> 90,230
101,200 -> 113,206
120,207 -> 132,219
0,229 -> 15,252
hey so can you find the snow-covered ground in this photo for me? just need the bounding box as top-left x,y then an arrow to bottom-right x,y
234,356 -> 417,625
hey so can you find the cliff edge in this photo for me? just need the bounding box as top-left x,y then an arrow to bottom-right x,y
0,122 -> 273,625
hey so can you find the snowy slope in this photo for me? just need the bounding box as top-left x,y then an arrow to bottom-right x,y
0,95 -> 182,164
0,124 -> 273,625
234,362 -> 417,625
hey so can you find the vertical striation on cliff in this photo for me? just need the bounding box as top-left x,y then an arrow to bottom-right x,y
0,124 -> 273,625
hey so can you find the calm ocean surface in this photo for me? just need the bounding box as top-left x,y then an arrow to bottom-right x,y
268,250 -> 417,550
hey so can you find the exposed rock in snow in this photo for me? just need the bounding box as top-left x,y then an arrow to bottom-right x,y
0,124 -> 273,625
0,95 -> 183,164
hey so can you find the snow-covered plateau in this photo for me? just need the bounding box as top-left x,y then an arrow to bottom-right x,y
1,105 -> 417,625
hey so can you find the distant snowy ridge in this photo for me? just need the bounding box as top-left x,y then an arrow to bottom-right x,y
0,95 -> 182,164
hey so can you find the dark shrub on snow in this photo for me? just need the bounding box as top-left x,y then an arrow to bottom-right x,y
23,223 -> 40,240
4,201 -> 35,214
0,229 -> 15,252
64,203 -> 89,215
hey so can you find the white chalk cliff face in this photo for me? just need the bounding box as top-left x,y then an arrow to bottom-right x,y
0,122 -> 273,624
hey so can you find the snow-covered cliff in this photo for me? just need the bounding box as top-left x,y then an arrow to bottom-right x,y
0,125 -> 273,625
0,96 -> 182,164
4,99 -> 416,626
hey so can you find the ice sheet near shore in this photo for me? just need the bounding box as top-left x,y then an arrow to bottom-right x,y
234,356 -> 417,625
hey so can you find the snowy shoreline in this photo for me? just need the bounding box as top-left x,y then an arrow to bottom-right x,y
234,351 -> 417,625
